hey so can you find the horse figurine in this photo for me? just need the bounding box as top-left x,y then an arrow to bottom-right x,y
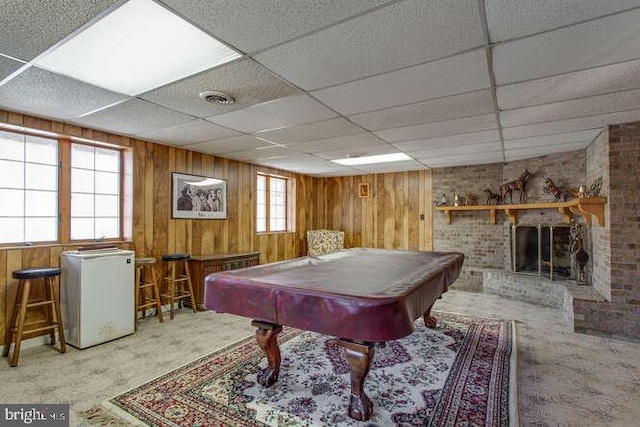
484,189 -> 502,205
543,178 -> 567,202
500,169 -> 533,203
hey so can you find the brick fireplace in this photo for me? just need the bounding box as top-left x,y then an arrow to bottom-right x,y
433,123 -> 640,341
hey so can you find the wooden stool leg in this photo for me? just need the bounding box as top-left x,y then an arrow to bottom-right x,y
2,282 -> 22,358
50,276 -> 66,354
44,277 -> 57,346
150,266 -> 163,323
184,260 -> 197,314
169,262 -> 176,320
135,266 -> 141,330
10,279 -> 32,367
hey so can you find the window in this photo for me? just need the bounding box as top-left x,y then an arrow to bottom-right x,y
0,132 -> 58,244
71,144 -> 121,240
257,173 -> 295,233
0,128 -> 125,245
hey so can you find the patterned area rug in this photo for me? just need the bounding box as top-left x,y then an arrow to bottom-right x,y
82,313 -> 518,426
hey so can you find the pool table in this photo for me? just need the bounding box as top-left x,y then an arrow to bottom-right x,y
204,247 -> 464,421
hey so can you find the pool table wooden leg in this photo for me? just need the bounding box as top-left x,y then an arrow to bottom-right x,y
252,320 -> 283,387
423,302 -> 437,328
338,339 -> 375,421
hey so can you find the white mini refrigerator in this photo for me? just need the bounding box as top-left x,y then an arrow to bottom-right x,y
61,249 -> 135,349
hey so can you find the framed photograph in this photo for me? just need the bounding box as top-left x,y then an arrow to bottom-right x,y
172,173 -> 227,219
358,183 -> 371,198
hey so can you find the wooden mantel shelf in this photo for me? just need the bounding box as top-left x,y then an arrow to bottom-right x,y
434,197 -> 607,226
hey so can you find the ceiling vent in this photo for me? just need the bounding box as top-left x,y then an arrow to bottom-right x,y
199,90 -> 235,105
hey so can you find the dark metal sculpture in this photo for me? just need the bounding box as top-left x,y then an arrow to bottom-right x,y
543,178 -> 567,202
500,169 -> 533,203
484,189 -> 502,205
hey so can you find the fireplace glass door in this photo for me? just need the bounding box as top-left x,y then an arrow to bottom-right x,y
512,224 -> 572,280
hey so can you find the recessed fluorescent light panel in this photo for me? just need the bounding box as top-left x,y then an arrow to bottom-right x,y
34,0 -> 241,96
332,153 -> 411,165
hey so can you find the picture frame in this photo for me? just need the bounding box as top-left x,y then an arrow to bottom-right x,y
172,172 -> 227,219
358,183 -> 371,198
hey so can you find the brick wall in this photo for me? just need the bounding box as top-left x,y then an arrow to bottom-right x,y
433,150 -> 587,292
574,122 -> 640,340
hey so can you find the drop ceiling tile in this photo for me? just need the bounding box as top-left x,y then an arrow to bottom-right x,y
375,114 -> 499,143
255,0 -> 484,90
504,129 -> 602,150
486,0 -> 640,43
256,153 -> 331,170
0,0 -> 118,61
502,109 -> 640,139
350,89 -> 495,131
504,140 -> 591,161
500,87 -> 640,127
284,133 -> 383,152
353,159 -> 427,173
160,0 -> 394,54
0,66 -> 128,120
493,8 -> 640,85
254,118 -> 363,144
137,119 -> 239,145
312,49 -> 490,115
409,141 -> 503,160
313,144 -> 398,160
394,130 -> 501,152
423,154 -> 503,168
222,146 -> 293,162
497,59 -> 640,110
72,98 -> 192,135
140,58 -> 299,118
207,94 -> 338,133
0,55 -> 24,81
184,135 -> 273,155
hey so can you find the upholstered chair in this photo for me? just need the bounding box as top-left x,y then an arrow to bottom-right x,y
306,229 -> 345,256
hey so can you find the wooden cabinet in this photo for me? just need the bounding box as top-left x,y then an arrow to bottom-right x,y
188,252 -> 260,310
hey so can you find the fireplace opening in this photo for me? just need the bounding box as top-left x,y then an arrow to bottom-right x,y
512,224 -> 572,280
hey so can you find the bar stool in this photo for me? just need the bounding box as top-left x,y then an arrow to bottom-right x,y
135,257 -> 164,330
161,253 -> 196,320
3,267 -> 66,367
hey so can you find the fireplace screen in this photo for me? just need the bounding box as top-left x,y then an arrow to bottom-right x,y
512,224 -> 572,280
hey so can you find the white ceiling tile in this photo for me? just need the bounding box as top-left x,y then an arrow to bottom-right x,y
500,87 -> 640,127
497,59 -> 640,110
140,58 -> 299,118
421,152 -> 504,168
504,140 -> 591,161
207,94 -> 337,133
353,159 -> 427,173
375,114 -> 499,143
504,129 -> 602,150
0,66 -> 128,120
486,0 -> 640,43
493,8 -> 640,85
254,118 -> 363,144
394,130 -> 501,152
136,119 -> 239,145
222,146 -> 293,162
0,55 -> 24,81
502,109 -> 640,139
184,135 -> 273,155
409,141 -> 503,159
0,0 -> 118,61
72,98 -> 192,135
255,0 -> 484,90
312,49 -> 490,115
350,90 -> 495,131
160,0 -> 394,54
313,144 -> 398,160
284,133 -> 383,152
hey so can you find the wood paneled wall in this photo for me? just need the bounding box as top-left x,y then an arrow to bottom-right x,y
316,170 -> 433,251
0,110 -> 434,346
